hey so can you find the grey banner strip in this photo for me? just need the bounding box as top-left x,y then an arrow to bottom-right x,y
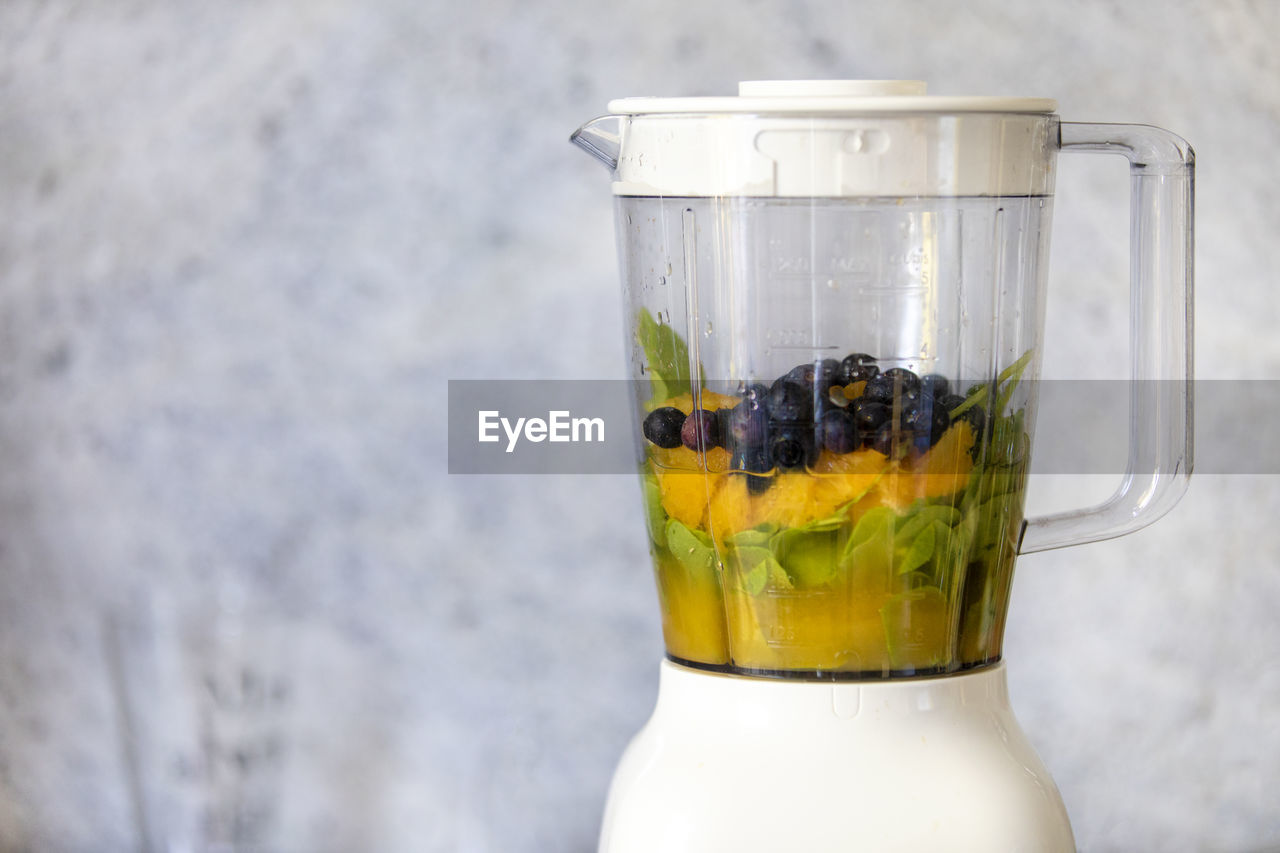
447,380 -> 1265,474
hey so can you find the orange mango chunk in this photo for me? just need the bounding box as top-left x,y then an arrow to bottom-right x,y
842,381 -> 868,401
875,421 -> 976,509
707,474 -> 755,539
704,446 -> 732,473
810,449 -> 889,516
654,464 -> 709,529
650,444 -> 732,473
752,472 -> 817,529
662,389 -> 739,415
650,445 -> 702,470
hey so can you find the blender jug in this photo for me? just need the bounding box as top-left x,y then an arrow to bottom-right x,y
572,81 -> 1192,851
574,79 -> 1192,679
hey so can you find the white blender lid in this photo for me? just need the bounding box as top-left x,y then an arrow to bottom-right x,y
600,80 -> 1058,197
608,80 -> 1057,116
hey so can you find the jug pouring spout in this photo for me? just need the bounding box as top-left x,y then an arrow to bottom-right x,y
570,115 -> 622,170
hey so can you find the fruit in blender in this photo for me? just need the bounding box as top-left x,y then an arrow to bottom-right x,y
635,313 -> 1033,677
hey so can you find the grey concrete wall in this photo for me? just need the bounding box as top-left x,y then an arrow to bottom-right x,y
0,1 -> 1276,850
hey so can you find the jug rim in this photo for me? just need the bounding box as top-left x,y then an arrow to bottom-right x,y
608,80 -> 1056,116
608,95 -> 1058,115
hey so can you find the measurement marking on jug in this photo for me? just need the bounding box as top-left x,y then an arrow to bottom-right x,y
766,328 -> 815,348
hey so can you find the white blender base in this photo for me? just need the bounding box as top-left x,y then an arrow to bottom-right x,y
599,660 -> 1074,853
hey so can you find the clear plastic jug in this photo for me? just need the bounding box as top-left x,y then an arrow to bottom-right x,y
572,81 -> 1193,679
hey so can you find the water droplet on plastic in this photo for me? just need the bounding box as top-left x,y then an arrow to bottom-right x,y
704,321 -> 713,337
666,263 -> 673,276
657,275 -> 666,286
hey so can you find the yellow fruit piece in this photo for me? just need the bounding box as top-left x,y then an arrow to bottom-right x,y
842,381 -> 867,400
723,583 -> 894,672
655,466 -> 709,529
752,472 -> 817,529
914,419 -> 976,475
650,444 -> 732,473
811,448 -> 884,476
872,477 -> 916,513
702,390 -> 740,411
650,445 -> 702,470
876,421 -> 976,509
662,393 -> 696,415
654,551 -> 729,665
810,449 -> 889,515
650,443 -> 732,474
705,446 -> 732,473
707,474 -> 754,539
662,389 -> 739,415
848,487 -> 889,522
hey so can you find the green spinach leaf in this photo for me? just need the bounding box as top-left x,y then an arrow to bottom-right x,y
636,307 -> 699,404
664,518 -> 716,579
734,545 -> 793,595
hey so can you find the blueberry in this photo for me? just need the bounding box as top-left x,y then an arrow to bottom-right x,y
732,444 -> 775,494
939,393 -> 967,414
900,396 -> 943,453
920,374 -> 950,398
767,380 -> 813,423
725,401 -> 768,448
819,409 -> 858,454
715,408 -> 735,450
871,422 -> 900,456
928,407 -> 951,444
814,358 -> 843,392
681,409 -> 721,451
733,442 -> 771,473
838,353 -> 879,385
642,406 -> 686,449
881,367 -> 921,396
739,382 -> 770,412
898,395 -> 933,431
851,398 -> 890,435
811,383 -> 843,423
769,426 -> 817,470
779,363 -> 816,391
862,374 -> 896,404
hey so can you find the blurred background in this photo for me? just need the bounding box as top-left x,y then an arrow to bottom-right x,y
0,0 -> 1277,850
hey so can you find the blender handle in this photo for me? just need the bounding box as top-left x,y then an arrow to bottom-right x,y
1019,123 -> 1194,554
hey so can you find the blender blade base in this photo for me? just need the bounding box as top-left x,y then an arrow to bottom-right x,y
598,660 -> 1074,853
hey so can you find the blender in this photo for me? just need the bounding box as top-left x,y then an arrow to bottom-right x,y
571,80 -> 1193,852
